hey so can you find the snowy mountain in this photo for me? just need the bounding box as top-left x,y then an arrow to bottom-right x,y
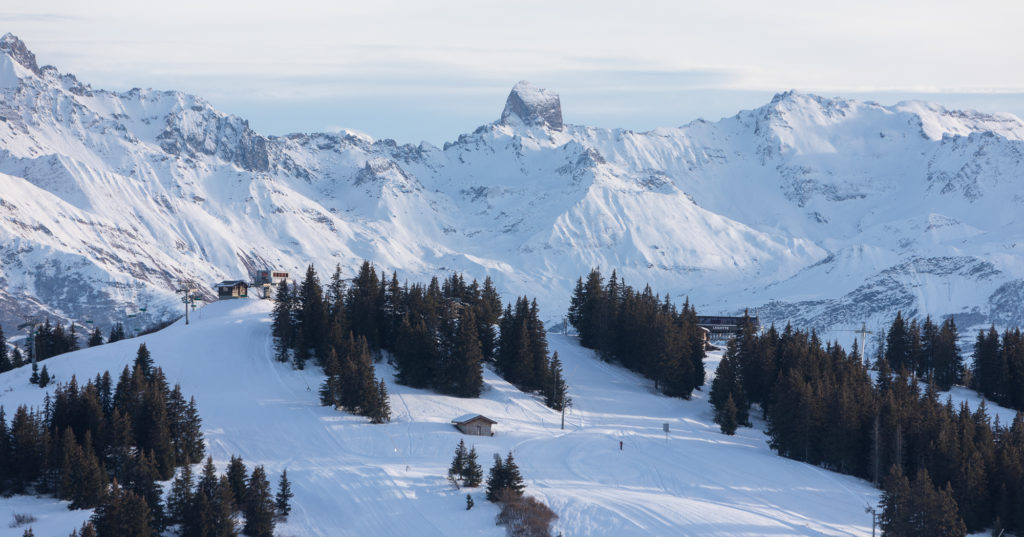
2,32 -> 1024,337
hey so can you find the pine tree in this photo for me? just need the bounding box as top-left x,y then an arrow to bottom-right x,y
181,397 -> 205,465
885,311 -> 911,371
108,322 -> 126,343
933,318 -> 963,390
272,281 -> 294,363
449,440 -> 468,484
72,522 -> 99,537
464,446 -> 484,487
122,450 -> 165,531
29,362 -> 39,385
134,343 -> 154,379
485,453 -> 505,502
879,465 -> 911,537
544,352 -> 571,412
275,469 -> 293,519
243,465 -> 276,537
88,328 -> 104,347
0,324 -> 10,373
477,276 -> 502,361
214,475 -> 239,537
710,343 -> 750,428
717,394 -> 740,435
346,261 -> 382,349
38,365 -> 51,388
0,407 -> 9,486
90,479 -> 153,537
226,455 -> 249,509
502,452 -> 526,499
971,327 -> 1003,401
138,383 -> 175,480
167,460 -> 194,527
466,494 -> 474,510
319,348 -> 342,408
297,264 -> 328,368
369,380 -> 391,424
450,309 -> 484,397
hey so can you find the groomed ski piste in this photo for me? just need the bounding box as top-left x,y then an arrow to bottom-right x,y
2,298 -> 998,537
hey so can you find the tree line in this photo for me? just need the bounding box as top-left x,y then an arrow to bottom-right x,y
67,453 -> 292,537
880,312 -> 963,390
273,262 -> 567,413
0,344 -> 203,532
971,326 -> 1024,412
0,320 -> 126,377
709,313 -> 1024,535
567,269 -> 705,399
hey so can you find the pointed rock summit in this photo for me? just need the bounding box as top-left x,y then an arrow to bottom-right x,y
0,33 -> 40,75
500,80 -> 563,131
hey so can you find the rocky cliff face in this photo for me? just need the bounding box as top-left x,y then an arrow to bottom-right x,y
2,34 -> 1024,340
500,80 -> 564,130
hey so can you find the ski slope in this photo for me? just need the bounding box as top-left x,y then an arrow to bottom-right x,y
0,298 -> 886,536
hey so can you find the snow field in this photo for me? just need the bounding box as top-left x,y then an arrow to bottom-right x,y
0,298 -> 909,536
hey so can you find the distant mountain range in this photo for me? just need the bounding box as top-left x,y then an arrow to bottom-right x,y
2,32 -> 1023,340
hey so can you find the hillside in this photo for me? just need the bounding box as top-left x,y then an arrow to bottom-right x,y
0,298 -> 887,536
2,33 -> 1024,337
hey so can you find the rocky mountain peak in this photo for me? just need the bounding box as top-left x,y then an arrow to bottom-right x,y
0,33 -> 40,75
500,80 -> 563,131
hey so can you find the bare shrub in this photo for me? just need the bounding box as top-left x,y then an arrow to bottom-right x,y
9,513 -> 37,528
495,491 -> 557,537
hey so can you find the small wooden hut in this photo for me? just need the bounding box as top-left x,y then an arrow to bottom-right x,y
451,414 -> 497,436
215,280 -> 249,299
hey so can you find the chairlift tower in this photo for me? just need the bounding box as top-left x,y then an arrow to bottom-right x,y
836,322 -> 874,361
176,281 -> 197,325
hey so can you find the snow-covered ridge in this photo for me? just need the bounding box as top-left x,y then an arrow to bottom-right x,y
1,34 -> 1024,338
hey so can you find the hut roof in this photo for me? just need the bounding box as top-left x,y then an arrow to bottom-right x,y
451,413 -> 497,425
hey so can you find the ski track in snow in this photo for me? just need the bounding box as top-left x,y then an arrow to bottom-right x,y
0,298 -> 1005,536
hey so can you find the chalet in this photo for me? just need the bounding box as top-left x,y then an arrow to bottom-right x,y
255,270 -> 290,286
696,315 -> 760,340
451,414 -> 497,436
215,280 -> 249,299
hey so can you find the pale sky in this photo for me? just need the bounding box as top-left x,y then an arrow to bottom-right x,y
5,1 -> 1024,143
